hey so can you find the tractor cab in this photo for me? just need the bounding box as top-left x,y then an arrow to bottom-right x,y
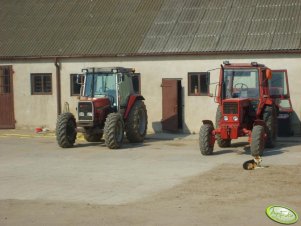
77,67 -> 136,127
80,67 -> 136,109
222,67 -> 260,99
219,61 -> 272,102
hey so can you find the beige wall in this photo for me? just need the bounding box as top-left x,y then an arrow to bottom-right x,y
0,60 -> 57,129
1,54 -> 301,135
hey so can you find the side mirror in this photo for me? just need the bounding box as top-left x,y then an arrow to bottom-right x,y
208,83 -> 218,98
266,69 -> 272,80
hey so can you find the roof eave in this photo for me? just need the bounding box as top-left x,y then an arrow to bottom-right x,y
1,49 -> 301,61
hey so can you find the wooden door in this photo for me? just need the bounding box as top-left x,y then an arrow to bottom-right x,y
161,79 -> 178,131
0,66 -> 15,129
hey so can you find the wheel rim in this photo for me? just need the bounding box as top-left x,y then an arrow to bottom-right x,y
115,120 -> 123,142
138,109 -> 146,135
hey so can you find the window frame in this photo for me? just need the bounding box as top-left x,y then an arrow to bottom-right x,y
31,73 -> 52,95
70,74 -> 82,96
132,73 -> 141,95
187,72 -> 209,96
0,66 -> 11,94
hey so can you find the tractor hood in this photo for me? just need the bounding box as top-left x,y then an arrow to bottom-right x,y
78,98 -> 111,122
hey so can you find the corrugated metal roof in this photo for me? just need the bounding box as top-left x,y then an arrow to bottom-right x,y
0,0 -> 301,58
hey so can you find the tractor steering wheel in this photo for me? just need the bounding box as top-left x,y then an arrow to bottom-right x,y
233,83 -> 248,97
234,83 -> 248,90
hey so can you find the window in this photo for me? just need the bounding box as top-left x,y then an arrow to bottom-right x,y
132,73 -> 141,94
70,74 -> 82,96
31,73 -> 52,95
0,66 -> 10,94
223,69 -> 259,99
188,72 -> 209,96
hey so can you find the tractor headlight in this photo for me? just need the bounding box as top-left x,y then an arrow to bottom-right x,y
87,112 -> 93,117
233,116 -> 239,121
223,116 -> 229,121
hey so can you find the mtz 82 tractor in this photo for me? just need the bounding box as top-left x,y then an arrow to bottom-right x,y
199,62 -> 277,157
56,67 -> 147,149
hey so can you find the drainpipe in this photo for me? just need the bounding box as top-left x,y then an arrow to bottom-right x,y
55,58 -> 61,115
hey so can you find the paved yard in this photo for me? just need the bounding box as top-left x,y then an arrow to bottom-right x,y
0,130 -> 300,225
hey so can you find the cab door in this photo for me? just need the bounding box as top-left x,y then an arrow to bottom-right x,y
269,70 -> 292,112
270,70 -> 293,136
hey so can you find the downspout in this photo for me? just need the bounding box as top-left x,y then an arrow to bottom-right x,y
55,58 -> 61,115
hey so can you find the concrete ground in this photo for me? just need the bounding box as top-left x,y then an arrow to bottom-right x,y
0,130 -> 300,225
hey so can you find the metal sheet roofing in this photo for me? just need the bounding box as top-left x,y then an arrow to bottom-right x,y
0,0 -> 301,58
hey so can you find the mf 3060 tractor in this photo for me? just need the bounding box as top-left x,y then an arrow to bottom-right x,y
56,67 -> 147,149
199,62 -> 278,157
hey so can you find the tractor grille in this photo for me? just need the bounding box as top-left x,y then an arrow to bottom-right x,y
223,102 -> 238,114
78,102 -> 93,121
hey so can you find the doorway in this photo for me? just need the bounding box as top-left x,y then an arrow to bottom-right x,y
161,79 -> 183,132
0,66 -> 15,129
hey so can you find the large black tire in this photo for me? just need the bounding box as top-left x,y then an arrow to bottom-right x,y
199,124 -> 214,155
125,100 -> 148,143
104,113 -> 124,149
215,106 -> 231,147
56,112 -> 77,148
250,125 -> 265,157
84,128 -> 103,142
263,105 -> 277,148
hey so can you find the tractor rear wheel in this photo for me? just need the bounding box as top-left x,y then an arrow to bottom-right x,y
125,100 -> 148,143
104,113 -> 124,149
56,112 -> 77,148
215,106 -> 231,147
250,125 -> 265,157
263,105 -> 277,148
199,124 -> 214,155
83,128 -> 103,142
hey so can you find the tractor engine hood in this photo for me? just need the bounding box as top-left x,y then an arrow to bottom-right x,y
78,98 -> 111,122
221,98 -> 250,123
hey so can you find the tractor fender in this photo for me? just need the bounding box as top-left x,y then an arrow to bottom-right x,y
124,95 -> 145,119
202,120 -> 214,127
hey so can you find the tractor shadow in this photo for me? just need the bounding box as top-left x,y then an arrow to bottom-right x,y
213,140 -> 287,156
73,139 -> 151,149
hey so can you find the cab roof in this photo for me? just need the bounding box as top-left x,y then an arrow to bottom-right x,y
83,67 -> 135,73
222,61 -> 267,69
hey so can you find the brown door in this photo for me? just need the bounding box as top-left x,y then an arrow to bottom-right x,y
0,66 -> 15,129
161,79 -> 180,132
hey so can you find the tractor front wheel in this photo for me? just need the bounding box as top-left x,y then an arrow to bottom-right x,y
263,105 -> 277,148
250,125 -> 265,157
125,100 -> 148,143
56,112 -> 77,148
104,113 -> 124,149
199,124 -> 214,155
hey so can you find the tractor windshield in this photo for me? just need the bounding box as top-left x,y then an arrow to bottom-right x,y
84,73 -> 117,99
223,69 -> 259,99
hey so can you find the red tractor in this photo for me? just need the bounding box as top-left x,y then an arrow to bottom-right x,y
199,62 -> 278,157
56,67 -> 147,149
